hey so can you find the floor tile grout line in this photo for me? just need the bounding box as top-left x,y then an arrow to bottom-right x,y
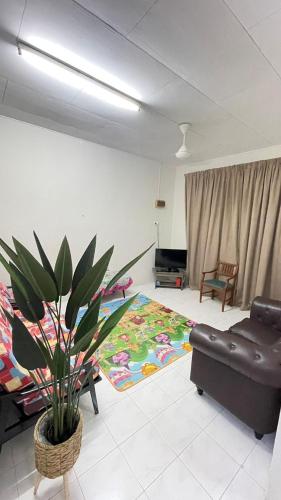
218,465 -> 244,500
175,425 -> 243,498
218,463 -> 265,500
102,414 -> 147,497
234,433 -> 269,492
182,427 -> 245,468
128,380 -> 197,422
125,362 -> 189,395
76,445 -> 118,482
100,389 -> 188,494
219,437 -> 269,498
13,398 -> 257,499
176,423 -> 214,460
143,455 -> 181,496
240,448 -> 269,492
49,473 -> 86,500
99,386 -> 210,452
96,402 -> 153,495
177,417 -> 267,498
73,412 -> 120,480
127,385 -> 225,444
177,454 -> 213,499
11,403 -> 256,493
0,444 -> 16,474
116,448 -> 148,498
203,416 -> 257,465
104,413 -> 150,448
99,392 -> 157,446
148,413 -> 203,456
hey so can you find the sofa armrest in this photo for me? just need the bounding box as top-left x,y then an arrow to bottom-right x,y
250,297 -> 281,336
190,324 -> 281,388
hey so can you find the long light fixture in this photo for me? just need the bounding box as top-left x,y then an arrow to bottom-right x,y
17,40 -> 141,112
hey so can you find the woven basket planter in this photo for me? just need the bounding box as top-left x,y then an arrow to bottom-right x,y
34,409 -> 83,479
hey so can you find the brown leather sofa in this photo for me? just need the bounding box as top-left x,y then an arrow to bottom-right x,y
189,296 -> 281,439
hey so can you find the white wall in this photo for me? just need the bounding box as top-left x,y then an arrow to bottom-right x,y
170,144 -> 281,249
0,116 -> 175,285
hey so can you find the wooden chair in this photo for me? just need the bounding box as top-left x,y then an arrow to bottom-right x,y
199,261 -> 239,312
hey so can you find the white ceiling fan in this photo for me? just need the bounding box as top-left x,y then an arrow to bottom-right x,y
175,123 -> 191,159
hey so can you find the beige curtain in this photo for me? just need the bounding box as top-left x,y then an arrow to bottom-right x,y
185,158 -> 281,309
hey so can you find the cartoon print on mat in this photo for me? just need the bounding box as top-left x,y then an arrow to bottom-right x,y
109,351 -> 131,368
76,294 -> 195,392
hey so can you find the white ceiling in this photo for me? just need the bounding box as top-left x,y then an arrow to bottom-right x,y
1,0 -> 281,164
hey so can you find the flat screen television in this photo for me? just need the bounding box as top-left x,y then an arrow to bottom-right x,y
155,248 -> 187,271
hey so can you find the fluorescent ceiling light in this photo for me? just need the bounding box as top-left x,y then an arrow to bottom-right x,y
17,40 -> 141,112
28,37 -> 141,100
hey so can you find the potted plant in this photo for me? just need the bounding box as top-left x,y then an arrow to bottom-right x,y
0,233 -> 152,488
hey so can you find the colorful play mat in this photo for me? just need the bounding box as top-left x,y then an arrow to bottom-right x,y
77,294 -> 196,391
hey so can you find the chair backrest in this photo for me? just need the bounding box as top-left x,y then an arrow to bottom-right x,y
217,262 -> 238,278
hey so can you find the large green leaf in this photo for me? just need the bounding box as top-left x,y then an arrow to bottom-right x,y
0,254 -> 38,306
4,310 -> 46,370
0,238 -> 21,269
36,337 -> 54,373
1,256 -> 44,324
70,319 -> 104,355
72,235 -> 96,290
53,344 -> 67,380
74,293 -> 102,347
84,294 -> 138,363
10,263 -> 45,323
55,236 -> 72,296
33,231 -> 57,287
105,243 -> 154,291
0,253 -> 28,298
13,238 -> 57,302
65,245 -> 114,329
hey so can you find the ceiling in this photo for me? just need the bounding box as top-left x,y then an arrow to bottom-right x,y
1,0 -> 281,164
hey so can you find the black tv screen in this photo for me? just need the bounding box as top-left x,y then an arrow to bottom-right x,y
155,249 -> 187,270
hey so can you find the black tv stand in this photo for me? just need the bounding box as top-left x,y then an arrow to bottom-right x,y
153,268 -> 187,290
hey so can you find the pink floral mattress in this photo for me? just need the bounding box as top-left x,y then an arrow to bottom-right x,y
93,271 -> 133,299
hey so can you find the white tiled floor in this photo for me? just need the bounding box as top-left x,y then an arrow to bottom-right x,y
0,284 -> 272,499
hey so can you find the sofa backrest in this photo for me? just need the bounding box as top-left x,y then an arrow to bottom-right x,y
251,296 -> 281,336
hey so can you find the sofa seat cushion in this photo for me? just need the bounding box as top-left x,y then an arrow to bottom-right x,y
230,318 -> 280,346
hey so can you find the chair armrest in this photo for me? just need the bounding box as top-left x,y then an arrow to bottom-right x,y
250,297 -> 281,336
201,268 -> 217,277
226,273 -> 238,282
190,324 -> 281,388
